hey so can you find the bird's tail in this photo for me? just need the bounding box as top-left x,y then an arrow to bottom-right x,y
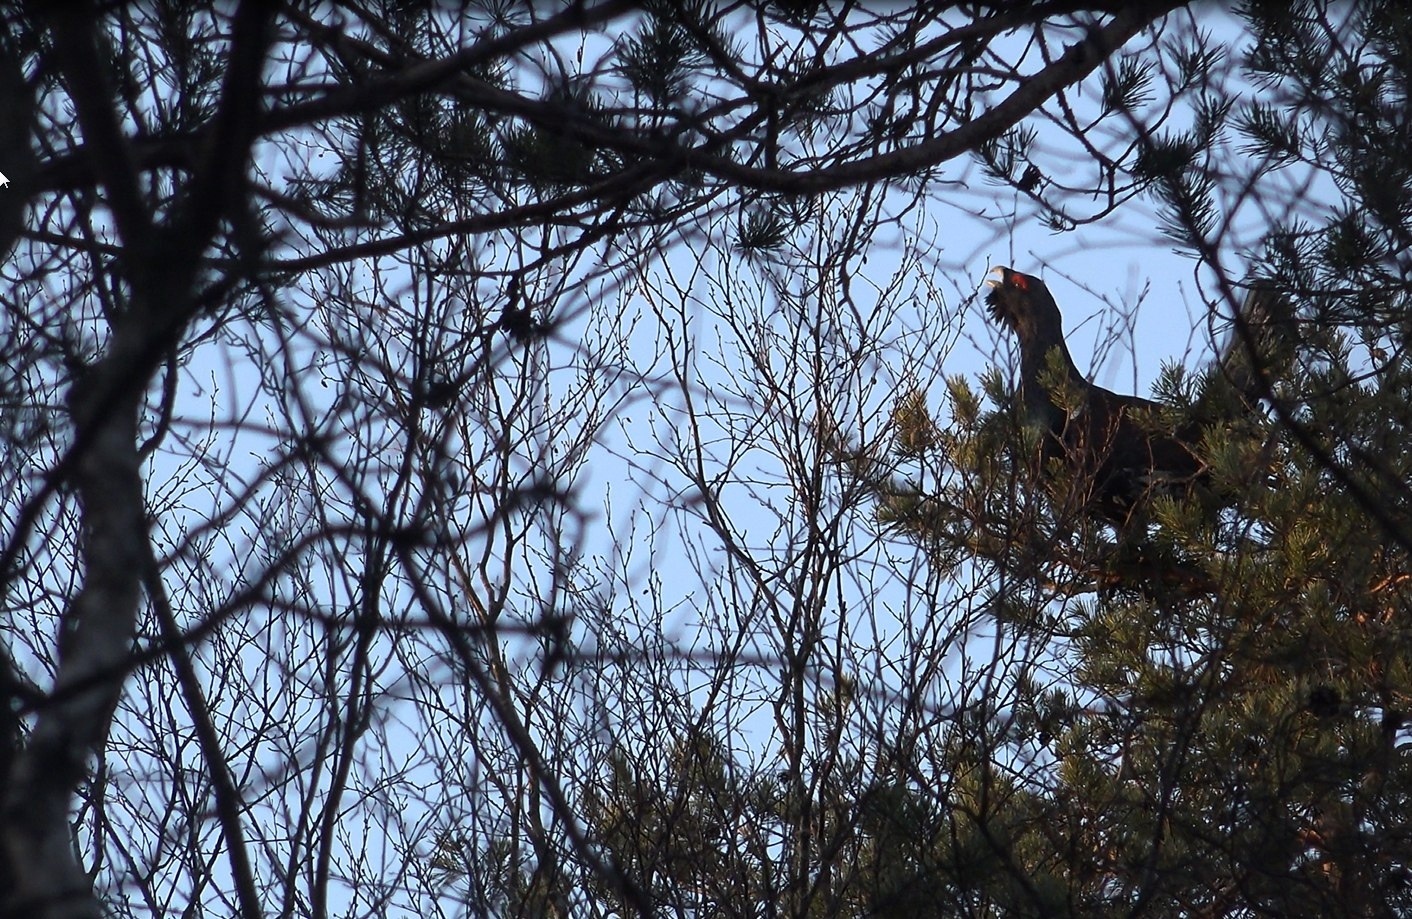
1216,281 -> 1297,411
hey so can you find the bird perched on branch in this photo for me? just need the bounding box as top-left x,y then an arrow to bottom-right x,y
983,266 -> 1284,527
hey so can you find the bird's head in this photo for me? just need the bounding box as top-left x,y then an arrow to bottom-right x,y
983,267 -> 1063,340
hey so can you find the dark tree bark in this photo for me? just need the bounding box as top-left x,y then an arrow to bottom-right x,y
1,4 -> 275,917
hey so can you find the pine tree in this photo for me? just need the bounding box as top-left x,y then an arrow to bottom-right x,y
870,3 -> 1412,913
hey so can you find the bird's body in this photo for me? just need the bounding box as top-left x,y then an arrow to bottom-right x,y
984,267 -> 1205,525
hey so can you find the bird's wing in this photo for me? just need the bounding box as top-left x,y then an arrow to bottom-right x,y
1065,385 -> 1204,487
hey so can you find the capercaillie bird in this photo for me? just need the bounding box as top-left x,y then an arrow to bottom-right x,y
984,266 -> 1287,527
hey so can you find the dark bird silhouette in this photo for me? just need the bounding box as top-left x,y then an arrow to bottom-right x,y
984,266 -> 1207,526
1206,280 -> 1292,416
497,275 -> 545,343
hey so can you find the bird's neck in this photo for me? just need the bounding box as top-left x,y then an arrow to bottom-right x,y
1018,334 -> 1083,385
1017,334 -> 1085,422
